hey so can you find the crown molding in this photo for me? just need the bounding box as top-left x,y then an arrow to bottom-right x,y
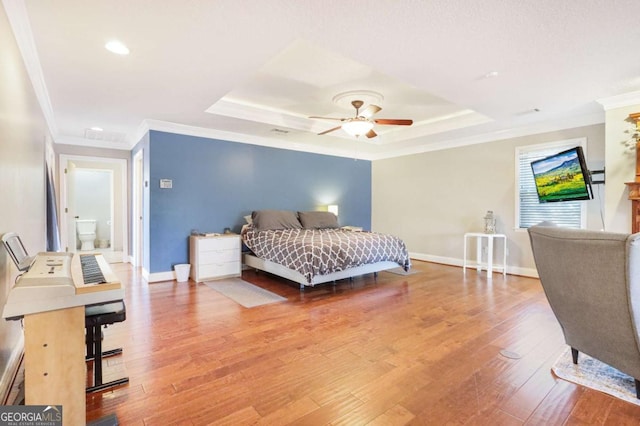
597,90 -> 640,111
142,110 -> 604,162
367,111 -> 605,161
130,120 -> 150,148
57,108 -> 606,161
206,98 -> 315,132
3,0 -> 58,138
56,135 -> 131,151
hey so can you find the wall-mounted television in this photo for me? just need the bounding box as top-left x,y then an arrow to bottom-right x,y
530,146 -> 593,203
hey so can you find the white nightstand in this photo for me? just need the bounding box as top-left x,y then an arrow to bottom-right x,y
189,234 -> 241,282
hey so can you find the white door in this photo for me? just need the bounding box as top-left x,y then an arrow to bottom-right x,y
64,162 -> 78,253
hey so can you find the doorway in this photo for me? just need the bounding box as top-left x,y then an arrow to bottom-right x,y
59,155 -> 128,263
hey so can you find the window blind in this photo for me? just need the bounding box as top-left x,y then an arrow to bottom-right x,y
517,144 -> 585,229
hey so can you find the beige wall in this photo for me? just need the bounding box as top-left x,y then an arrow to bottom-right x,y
604,104 -> 640,233
372,124 -> 605,276
0,6 -> 49,400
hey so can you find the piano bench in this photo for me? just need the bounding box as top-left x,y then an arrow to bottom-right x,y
85,300 -> 129,393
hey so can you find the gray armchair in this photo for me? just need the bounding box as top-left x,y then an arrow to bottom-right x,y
528,224 -> 640,398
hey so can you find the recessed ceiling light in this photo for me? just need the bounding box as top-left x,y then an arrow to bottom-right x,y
105,40 -> 130,55
90,127 -> 103,132
483,71 -> 499,79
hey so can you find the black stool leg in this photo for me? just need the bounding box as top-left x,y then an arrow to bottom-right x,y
86,325 -> 95,360
86,325 -> 130,393
86,326 -> 123,362
93,324 -> 103,388
101,348 -> 123,358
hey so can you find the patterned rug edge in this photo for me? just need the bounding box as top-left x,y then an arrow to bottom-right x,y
552,347 -> 640,406
203,278 -> 287,308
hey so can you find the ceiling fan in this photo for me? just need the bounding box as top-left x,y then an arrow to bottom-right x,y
309,100 -> 413,138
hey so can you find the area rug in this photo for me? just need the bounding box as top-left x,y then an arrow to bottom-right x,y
384,267 -> 420,276
204,278 -> 287,308
552,347 -> 640,406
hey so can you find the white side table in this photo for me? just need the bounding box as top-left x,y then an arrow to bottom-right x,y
463,232 -> 507,277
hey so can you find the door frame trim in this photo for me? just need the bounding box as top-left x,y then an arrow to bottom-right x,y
132,150 -> 143,267
59,155 -> 128,262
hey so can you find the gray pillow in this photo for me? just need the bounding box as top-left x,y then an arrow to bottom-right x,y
298,211 -> 339,229
251,210 -> 302,231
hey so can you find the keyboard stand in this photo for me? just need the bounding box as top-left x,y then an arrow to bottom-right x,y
23,306 -> 85,425
85,301 -> 129,393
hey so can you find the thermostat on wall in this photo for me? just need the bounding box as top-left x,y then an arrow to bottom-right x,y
160,179 -> 172,189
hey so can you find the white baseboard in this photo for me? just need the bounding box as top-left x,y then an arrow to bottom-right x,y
148,270 -> 177,283
408,252 -> 538,278
143,268 -> 178,283
505,266 -> 538,278
141,267 -> 150,282
0,334 -> 23,404
144,256 -> 539,283
410,252 -> 464,267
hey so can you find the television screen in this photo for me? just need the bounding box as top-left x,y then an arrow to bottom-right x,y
530,146 -> 592,203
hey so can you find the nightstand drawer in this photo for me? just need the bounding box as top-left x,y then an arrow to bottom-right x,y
199,236 -> 239,251
199,261 -> 241,279
199,249 -> 239,264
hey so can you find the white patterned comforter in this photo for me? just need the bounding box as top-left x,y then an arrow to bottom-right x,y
242,227 -> 411,283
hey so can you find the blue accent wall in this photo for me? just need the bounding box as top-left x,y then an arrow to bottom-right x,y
148,130 -> 371,273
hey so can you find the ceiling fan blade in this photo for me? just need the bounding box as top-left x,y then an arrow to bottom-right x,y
365,129 -> 377,139
360,104 -> 382,118
309,116 -> 345,121
374,118 -> 413,126
318,125 -> 342,135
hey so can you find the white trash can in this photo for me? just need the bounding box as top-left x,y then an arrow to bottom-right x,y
174,264 -> 191,282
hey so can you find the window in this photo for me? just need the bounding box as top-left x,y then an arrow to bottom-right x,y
516,138 -> 587,229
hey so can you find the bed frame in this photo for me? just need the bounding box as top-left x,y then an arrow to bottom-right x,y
243,253 -> 399,290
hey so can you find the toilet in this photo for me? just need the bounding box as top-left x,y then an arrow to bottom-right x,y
76,219 -> 97,251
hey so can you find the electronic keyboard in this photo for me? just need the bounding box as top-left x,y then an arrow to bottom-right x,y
2,252 -> 124,319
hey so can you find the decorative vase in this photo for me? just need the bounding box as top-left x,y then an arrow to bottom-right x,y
484,211 -> 496,234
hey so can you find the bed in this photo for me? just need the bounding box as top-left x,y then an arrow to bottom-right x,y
242,210 -> 411,289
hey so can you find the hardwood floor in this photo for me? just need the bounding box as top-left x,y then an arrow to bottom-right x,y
86,261 -> 640,425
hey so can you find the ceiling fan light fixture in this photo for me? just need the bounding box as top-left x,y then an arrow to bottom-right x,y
342,119 -> 374,137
